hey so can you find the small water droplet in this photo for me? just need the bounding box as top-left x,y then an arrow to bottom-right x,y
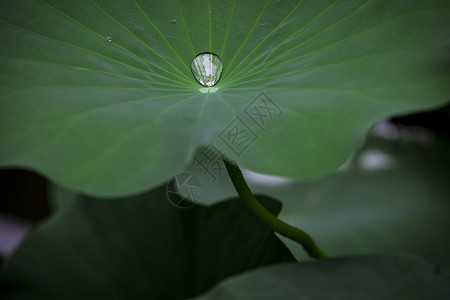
170,18 -> 177,24
105,36 -> 113,43
190,52 -> 223,87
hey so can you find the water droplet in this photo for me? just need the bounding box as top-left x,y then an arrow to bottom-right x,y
105,36 -> 113,43
190,52 -> 223,87
170,19 -> 177,24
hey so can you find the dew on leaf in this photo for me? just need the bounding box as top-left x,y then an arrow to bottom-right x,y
170,19 -> 177,24
190,52 -> 223,87
105,36 -> 113,43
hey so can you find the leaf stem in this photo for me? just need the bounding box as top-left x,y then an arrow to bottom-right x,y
224,159 -> 328,260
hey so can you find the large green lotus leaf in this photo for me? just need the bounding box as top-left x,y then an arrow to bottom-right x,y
185,129 -> 450,266
1,0 -> 449,196
0,186 -> 295,299
196,256 -> 450,299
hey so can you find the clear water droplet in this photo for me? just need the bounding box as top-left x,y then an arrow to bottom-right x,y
170,18 -> 177,24
105,36 -> 113,43
190,52 -> 223,87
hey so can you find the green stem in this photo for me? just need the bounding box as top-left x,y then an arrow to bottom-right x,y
224,159 -> 328,260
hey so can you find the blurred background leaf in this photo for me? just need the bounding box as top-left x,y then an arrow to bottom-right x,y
0,187 -> 294,299
187,123 -> 450,267
196,256 -> 450,299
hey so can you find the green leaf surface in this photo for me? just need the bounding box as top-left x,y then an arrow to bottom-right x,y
187,128 -> 450,266
0,186 -> 294,299
276,134 -> 450,265
196,256 -> 450,299
1,0 -> 449,196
